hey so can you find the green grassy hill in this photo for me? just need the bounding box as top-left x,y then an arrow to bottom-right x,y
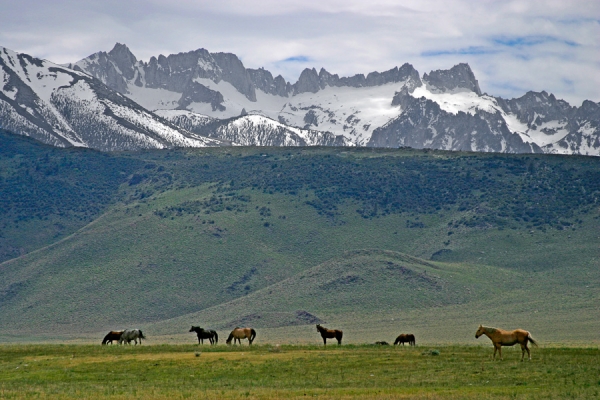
0,130 -> 598,343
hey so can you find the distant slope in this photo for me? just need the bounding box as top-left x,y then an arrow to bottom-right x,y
155,249 -> 513,330
0,136 -> 598,340
0,46 -> 226,151
0,129 -> 145,262
155,110 -> 351,146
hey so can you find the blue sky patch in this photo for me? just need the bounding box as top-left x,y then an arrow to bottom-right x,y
421,46 -> 497,57
282,56 -> 311,63
492,36 -> 578,48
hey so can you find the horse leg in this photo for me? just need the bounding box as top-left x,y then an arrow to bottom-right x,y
522,343 -> 531,361
497,345 -> 503,360
323,337 -> 327,346
520,344 -> 525,361
492,345 -> 498,360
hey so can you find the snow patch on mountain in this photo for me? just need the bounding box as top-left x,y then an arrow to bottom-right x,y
411,86 -> 498,115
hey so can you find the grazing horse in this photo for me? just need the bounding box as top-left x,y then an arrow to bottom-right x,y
119,329 -> 146,345
316,324 -> 343,345
189,326 -> 218,345
101,330 -> 124,345
226,327 -> 256,345
394,333 -> 416,346
475,325 -> 537,361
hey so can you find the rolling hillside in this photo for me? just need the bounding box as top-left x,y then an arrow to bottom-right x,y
0,130 -> 598,343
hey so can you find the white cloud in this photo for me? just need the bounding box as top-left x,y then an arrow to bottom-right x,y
0,0 -> 598,105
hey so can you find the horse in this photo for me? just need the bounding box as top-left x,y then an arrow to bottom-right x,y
189,326 -> 218,345
394,333 -> 416,346
119,329 -> 146,345
475,325 -> 537,361
375,341 -> 390,346
316,324 -> 343,345
226,327 -> 256,345
101,330 -> 124,345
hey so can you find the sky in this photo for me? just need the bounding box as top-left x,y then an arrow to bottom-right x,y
1,0 -> 598,106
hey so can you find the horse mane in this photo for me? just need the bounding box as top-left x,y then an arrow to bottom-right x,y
483,326 -> 497,334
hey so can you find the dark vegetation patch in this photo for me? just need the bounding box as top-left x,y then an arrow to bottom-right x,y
430,249 -> 453,261
154,193 -> 250,218
222,310 -> 324,329
0,281 -> 27,305
1,129 -> 599,264
226,267 -> 258,295
134,147 -> 599,233
384,261 -> 444,290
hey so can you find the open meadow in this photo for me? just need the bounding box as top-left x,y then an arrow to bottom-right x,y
1,344 -> 598,399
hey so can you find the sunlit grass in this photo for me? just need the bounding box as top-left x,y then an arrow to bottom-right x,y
1,344 -> 598,399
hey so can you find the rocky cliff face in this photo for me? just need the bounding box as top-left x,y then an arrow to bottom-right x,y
68,44 -> 265,110
370,90 -> 541,153
293,63 -> 422,94
423,63 -> 482,95
369,78 -> 600,155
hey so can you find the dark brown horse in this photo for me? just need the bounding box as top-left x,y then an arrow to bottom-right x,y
101,330 -> 124,345
394,333 -> 416,346
475,325 -> 537,361
316,324 -> 343,345
226,327 -> 256,345
189,326 -> 218,345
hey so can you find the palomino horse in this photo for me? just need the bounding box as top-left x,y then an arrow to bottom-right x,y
475,325 -> 537,361
101,330 -> 124,345
119,329 -> 146,345
226,327 -> 256,345
394,333 -> 416,346
316,324 -> 343,345
189,326 -> 218,345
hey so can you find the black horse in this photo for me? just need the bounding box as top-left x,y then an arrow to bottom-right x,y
189,326 -> 218,345
394,333 -> 416,346
101,330 -> 123,345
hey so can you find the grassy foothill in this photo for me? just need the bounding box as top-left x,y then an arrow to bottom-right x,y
0,344 -> 598,399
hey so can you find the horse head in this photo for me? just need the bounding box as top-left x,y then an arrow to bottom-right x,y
316,324 -> 322,332
475,324 -> 485,338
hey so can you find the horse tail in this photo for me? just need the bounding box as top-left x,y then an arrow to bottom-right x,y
138,329 -> 146,339
528,333 -> 538,347
214,331 -> 219,344
250,328 -> 257,342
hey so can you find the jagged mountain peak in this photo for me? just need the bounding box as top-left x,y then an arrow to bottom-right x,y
0,47 -> 226,150
423,62 -> 482,95
8,43 -> 591,155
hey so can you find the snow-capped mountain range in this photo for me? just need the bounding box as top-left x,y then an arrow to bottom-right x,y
2,43 -> 599,155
